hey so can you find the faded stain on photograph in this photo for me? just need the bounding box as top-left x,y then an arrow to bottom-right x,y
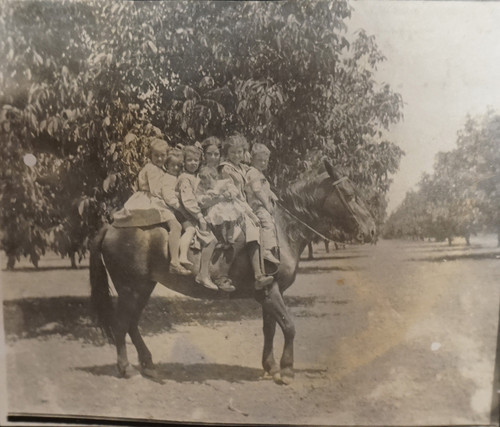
1,0 -> 499,426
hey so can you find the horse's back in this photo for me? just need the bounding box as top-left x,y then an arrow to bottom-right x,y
102,225 -> 169,282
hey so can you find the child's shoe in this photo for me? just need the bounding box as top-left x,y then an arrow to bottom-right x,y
255,275 -> 274,290
216,278 -> 236,293
195,275 -> 218,290
263,250 -> 280,265
170,263 -> 191,275
179,257 -> 193,267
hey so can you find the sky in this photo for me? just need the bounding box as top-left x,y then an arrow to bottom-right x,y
348,0 -> 500,212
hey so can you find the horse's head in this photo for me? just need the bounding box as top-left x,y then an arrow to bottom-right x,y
318,160 -> 377,243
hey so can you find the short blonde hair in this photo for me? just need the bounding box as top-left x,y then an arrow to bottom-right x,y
222,134 -> 248,156
183,145 -> 203,161
251,143 -> 270,157
166,147 -> 184,164
150,138 -> 169,153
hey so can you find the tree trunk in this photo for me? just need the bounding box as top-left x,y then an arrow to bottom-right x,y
447,236 -> 453,246
324,239 -> 330,253
307,242 -> 313,260
465,233 -> 470,246
6,254 -> 16,270
70,251 -> 77,269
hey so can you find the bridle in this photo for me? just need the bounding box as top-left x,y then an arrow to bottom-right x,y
277,175 -> 361,243
329,176 -> 364,231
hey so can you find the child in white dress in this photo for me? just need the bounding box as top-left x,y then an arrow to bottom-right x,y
197,166 -> 258,247
113,139 -> 190,275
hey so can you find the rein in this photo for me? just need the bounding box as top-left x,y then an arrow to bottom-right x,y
276,200 -> 335,243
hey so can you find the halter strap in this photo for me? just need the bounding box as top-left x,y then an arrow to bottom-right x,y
331,177 -> 364,231
331,176 -> 348,187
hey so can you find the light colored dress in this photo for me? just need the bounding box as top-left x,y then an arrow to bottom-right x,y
218,161 -> 260,243
176,172 -> 216,248
113,163 -> 178,228
198,179 -> 247,225
176,172 -> 202,222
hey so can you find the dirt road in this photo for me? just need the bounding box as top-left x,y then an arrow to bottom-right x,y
3,237 -> 500,425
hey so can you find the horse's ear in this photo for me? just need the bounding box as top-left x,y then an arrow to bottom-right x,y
323,158 -> 340,181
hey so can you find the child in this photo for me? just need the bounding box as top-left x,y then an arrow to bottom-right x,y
197,166 -> 258,247
113,139 -> 191,276
201,136 -> 222,169
177,146 -> 235,292
245,143 -> 280,265
218,135 -> 274,290
158,147 -> 194,275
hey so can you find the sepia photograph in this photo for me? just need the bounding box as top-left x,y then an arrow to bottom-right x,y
1,0 -> 499,425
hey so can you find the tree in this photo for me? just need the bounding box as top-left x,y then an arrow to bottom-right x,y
0,0 -> 404,267
454,111 -> 500,244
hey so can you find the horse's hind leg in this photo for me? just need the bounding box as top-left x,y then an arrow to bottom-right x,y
114,290 -> 140,378
259,282 -> 296,385
128,280 -> 157,377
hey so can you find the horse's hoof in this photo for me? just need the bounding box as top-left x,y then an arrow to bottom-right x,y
280,368 -> 294,385
272,372 -> 282,384
281,373 -> 294,385
260,371 -> 272,380
118,363 -> 139,379
142,367 -> 159,379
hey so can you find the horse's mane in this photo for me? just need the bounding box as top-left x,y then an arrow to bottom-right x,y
279,172 -> 329,223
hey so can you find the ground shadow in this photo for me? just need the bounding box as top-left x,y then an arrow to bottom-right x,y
297,265 -> 358,274
300,254 -> 367,262
3,265 -> 89,272
76,362 -> 327,383
409,244 -> 487,253
4,294 -> 344,343
410,251 -> 500,263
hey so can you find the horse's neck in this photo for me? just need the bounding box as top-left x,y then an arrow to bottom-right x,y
274,176 -> 326,279
275,206 -> 315,279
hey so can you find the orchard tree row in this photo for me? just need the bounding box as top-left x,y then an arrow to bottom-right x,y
383,111 -> 500,245
0,0 -> 404,268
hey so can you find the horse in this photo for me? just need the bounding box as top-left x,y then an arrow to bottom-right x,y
89,160 -> 376,384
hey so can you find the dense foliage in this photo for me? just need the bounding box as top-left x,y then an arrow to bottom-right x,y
0,0 -> 403,267
384,111 -> 500,245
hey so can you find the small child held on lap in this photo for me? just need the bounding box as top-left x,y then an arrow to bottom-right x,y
177,146 -> 235,292
197,166 -> 259,247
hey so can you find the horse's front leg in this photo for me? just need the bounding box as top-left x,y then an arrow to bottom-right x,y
259,282 -> 296,385
262,307 -> 279,379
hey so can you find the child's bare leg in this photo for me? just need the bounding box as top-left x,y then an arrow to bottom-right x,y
226,222 -> 235,243
220,223 -> 228,244
196,239 -> 235,292
195,239 -> 218,290
166,219 -> 190,275
179,223 -> 195,266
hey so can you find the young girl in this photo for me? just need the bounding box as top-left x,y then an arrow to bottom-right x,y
177,145 -> 235,292
201,136 -> 221,169
197,166 -> 258,247
113,139 -> 191,275
218,135 -> 274,289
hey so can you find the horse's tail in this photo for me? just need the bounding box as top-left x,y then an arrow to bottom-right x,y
89,225 -> 115,344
